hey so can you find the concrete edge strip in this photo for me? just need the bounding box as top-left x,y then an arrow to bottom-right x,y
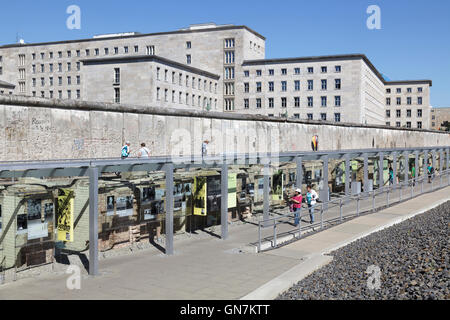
240,190 -> 450,301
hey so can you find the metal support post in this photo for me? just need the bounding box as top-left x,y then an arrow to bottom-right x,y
165,163 -> 174,255
88,166 -> 99,276
221,163 -> 229,240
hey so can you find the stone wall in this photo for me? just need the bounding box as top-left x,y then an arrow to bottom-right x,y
0,95 -> 449,162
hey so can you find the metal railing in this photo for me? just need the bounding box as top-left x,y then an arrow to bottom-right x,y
257,169 -> 450,252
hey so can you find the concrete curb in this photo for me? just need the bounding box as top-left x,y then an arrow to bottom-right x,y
240,191 -> 450,301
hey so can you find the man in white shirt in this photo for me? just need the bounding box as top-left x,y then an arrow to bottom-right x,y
306,185 -> 319,224
138,143 -> 150,158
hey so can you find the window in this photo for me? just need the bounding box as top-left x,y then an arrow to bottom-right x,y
76,90 -> 80,99
418,87 -> 423,93
134,46 -> 139,53
335,65 -> 341,72
407,88 -> 412,93
307,97 -> 313,107
67,90 -> 71,99
281,68 -> 287,75
307,113 -> 313,120
186,54 -> 192,65
146,46 -> 155,55
95,48 -> 99,56
40,52 -> 45,59
225,67 -> 234,79
335,96 -> 341,106
225,98 -> 234,111
281,81 -> 287,91
417,122 -> 422,129
114,47 -> 119,54
77,76 -> 81,85
386,88 -> 391,94
67,76 -> 71,85
295,80 -> 300,91
49,64 -> 53,72
57,63 -> 62,72
418,97 -> 423,105
307,80 -> 313,90
386,122 -> 390,126
32,53 -> 36,60
417,109 -> 422,117
49,90 -> 53,98
76,50 -> 81,57
41,77 -> 45,86
86,49 -> 90,56
386,98 -> 391,105
294,68 -> 300,75
225,38 -> 235,48
165,89 -> 168,102
256,82 -> 262,93
67,62 -> 71,72
268,98 -> 274,108
179,73 -> 183,86
41,64 -> 44,73
244,83 -> 249,93
334,113 -> 341,122
320,113 -> 327,121
58,90 -> 62,99
307,67 -> 314,74
396,110 -> 401,117
41,91 -> 45,98
32,64 -> 36,74
256,98 -> 262,109
321,79 -> 327,90
172,90 -> 175,103
32,78 -> 36,87
172,71 -> 176,84
104,48 -> 109,55
386,110 -> 391,118
321,66 -> 327,73
186,41 -> 191,49
268,82 -> 274,92
67,50 -> 72,57
124,47 -> 128,54
407,109 -> 411,118
281,97 -> 287,108
406,122 -> 411,128
156,87 -> 160,100
294,114 -> 300,119
396,88 -> 401,93
244,70 -> 249,77
76,62 -> 81,71
294,97 -> 300,107
114,88 -> 120,103
407,97 -> 412,105
58,77 -> 62,86
269,69 -> 274,76
335,79 -> 341,90
244,99 -> 249,109
225,51 -> 235,64
396,97 -> 401,105
321,96 -> 327,107
114,68 -> 120,84
256,70 -> 262,77
58,51 -> 62,58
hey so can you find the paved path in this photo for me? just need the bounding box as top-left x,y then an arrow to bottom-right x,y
0,185 -> 448,300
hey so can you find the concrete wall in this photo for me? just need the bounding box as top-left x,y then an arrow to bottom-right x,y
0,95 -> 449,162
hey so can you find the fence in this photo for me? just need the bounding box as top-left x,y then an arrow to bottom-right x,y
257,169 -> 450,252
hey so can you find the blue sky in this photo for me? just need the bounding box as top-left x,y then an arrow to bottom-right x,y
1,0 -> 449,107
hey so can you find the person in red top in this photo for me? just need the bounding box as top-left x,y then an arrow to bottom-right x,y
290,188 -> 303,226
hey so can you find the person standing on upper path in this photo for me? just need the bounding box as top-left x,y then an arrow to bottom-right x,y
388,165 -> 394,185
290,188 -> 303,226
201,140 -> 209,159
411,163 -> 416,186
427,163 -> 434,183
121,141 -> 131,159
138,143 -> 150,158
306,185 -> 318,224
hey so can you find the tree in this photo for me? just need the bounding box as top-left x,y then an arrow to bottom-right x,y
440,121 -> 450,132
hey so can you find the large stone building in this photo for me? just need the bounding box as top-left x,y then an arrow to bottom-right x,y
0,23 -> 432,127
430,107 -> 450,131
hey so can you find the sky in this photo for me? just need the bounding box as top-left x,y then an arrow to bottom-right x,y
0,0 -> 449,107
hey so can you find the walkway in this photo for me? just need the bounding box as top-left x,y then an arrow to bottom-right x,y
0,186 -> 448,300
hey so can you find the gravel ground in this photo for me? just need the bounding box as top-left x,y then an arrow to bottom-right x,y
278,201 -> 449,300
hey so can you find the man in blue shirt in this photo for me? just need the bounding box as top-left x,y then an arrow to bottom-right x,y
121,141 -> 131,159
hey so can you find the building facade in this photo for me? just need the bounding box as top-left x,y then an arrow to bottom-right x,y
82,55 -> 220,110
385,81 -> 432,129
0,23 -> 432,128
430,107 -> 450,130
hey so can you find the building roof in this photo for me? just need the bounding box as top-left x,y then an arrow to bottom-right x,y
0,25 -> 265,49
81,55 -> 221,80
242,54 -> 432,86
0,80 -> 15,89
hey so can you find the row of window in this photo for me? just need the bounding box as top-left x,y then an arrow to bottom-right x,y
29,45 -> 153,61
32,89 -> 80,100
274,113 -> 341,122
154,67 -> 218,93
386,121 -> 423,129
155,87 -> 217,108
386,97 -> 423,106
386,87 -> 423,94
31,61 -> 81,74
386,109 -> 423,118
244,65 -> 342,77
244,96 -> 342,109
244,79 -> 342,93
31,75 -> 81,87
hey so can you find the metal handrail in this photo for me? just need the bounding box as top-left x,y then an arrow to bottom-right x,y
257,169 -> 450,252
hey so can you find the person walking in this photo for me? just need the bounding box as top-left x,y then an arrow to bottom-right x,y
137,143 -> 150,158
306,185 -> 318,224
427,163 -> 434,183
290,188 -> 303,226
121,141 -> 131,159
388,165 -> 394,185
201,140 -> 209,159
411,163 -> 416,186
